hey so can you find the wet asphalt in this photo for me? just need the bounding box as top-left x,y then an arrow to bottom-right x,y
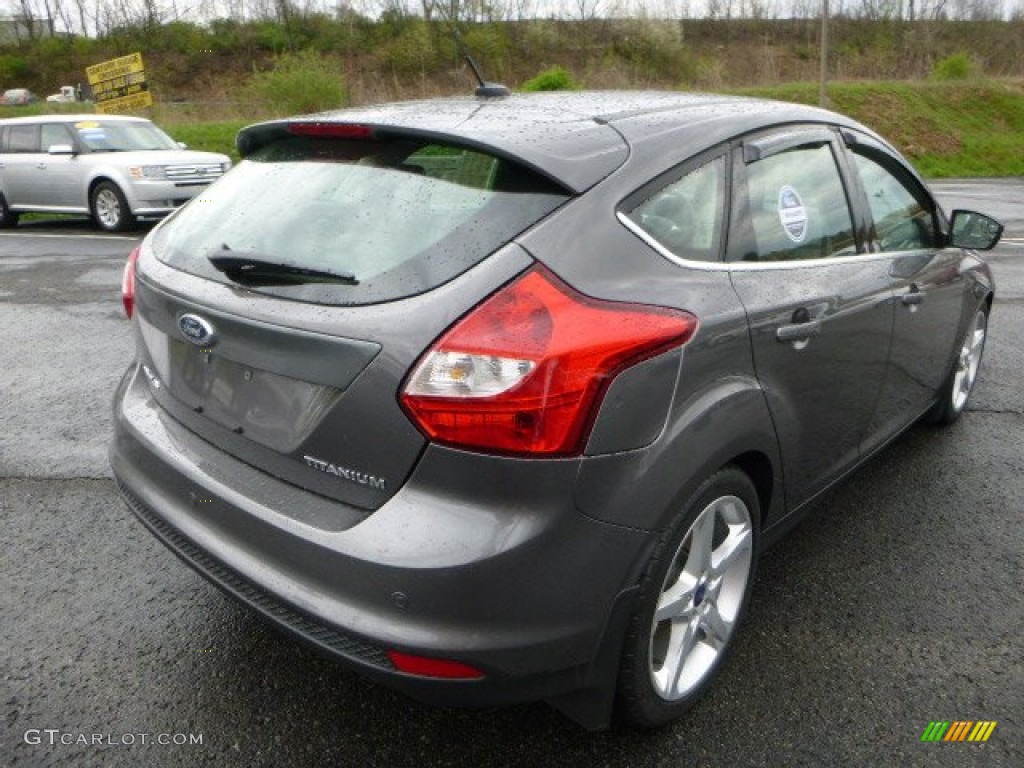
2,180 -> 1022,767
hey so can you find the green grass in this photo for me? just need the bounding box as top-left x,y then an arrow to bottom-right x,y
732,79 -> 1024,178
168,79 -> 1022,177
162,120 -> 250,162
3,79 -> 1022,177
0,102 -> 92,118
0,103 -> 250,162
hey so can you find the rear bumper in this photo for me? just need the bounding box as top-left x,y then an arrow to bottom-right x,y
109,364 -> 650,714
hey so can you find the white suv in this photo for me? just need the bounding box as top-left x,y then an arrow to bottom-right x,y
0,114 -> 231,231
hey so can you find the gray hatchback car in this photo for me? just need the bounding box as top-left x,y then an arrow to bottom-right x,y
110,91 -> 1002,729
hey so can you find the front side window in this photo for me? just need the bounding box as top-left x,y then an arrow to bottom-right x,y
153,135 -> 569,306
626,156 -> 725,262
742,143 -> 856,262
852,151 -> 936,251
41,124 -> 73,151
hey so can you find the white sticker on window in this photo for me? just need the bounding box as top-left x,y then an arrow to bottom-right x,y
778,185 -> 808,243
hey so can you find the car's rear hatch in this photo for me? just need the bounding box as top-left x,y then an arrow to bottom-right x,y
130,125 -> 603,512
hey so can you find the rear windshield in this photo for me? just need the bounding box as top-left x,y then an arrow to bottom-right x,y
152,135 -> 569,305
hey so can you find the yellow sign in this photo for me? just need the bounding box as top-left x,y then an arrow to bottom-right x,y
87,52 -> 151,112
96,91 -> 154,114
86,53 -> 145,84
92,73 -> 148,101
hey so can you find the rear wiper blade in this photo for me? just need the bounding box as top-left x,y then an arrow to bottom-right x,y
208,252 -> 358,285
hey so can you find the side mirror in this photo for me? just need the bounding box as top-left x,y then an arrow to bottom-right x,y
48,144 -> 75,156
177,141 -> 188,149
950,209 -> 1003,251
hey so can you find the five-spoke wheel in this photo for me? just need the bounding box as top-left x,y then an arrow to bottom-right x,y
930,306 -> 989,425
952,309 -> 987,413
91,180 -> 134,232
649,493 -> 753,701
618,467 -> 760,727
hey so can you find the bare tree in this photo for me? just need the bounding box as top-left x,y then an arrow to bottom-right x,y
16,0 -> 38,40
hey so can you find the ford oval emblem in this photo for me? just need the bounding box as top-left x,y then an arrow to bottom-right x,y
178,313 -> 216,347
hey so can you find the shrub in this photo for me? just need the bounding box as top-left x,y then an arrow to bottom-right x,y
521,66 -> 579,92
0,54 -> 30,82
377,21 -> 439,76
245,50 -> 347,116
932,52 -> 977,81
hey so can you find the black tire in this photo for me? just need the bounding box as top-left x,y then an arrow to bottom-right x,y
927,306 -> 989,426
90,180 -> 134,232
617,466 -> 760,728
0,193 -> 19,228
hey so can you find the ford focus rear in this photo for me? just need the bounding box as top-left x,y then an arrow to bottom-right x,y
110,92 -> 1001,730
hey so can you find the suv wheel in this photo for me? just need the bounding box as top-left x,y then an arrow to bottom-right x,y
617,467 -> 760,728
91,181 -> 134,232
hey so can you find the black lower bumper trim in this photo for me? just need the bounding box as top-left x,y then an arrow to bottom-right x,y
115,480 -> 394,671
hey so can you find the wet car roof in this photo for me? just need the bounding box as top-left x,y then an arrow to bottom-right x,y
236,91 -> 862,194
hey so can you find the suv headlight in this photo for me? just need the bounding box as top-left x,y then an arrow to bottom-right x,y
129,166 -> 167,179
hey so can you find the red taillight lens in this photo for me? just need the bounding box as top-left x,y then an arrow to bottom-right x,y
401,266 -> 697,456
387,651 -> 485,680
122,245 -> 140,318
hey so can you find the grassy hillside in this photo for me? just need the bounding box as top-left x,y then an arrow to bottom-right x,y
738,79 -> 1024,177
154,79 -> 1024,179
3,17 -> 1022,102
1,79 -> 1019,178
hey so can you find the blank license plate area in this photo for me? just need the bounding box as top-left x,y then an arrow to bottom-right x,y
166,339 -> 339,453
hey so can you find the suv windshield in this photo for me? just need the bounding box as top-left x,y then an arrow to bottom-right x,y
152,135 -> 570,305
74,119 -> 178,152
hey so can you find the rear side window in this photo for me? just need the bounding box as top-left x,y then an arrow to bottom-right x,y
153,136 -> 569,306
626,157 -> 726,262
7,125 -> 37,153
742,144 -> 856,262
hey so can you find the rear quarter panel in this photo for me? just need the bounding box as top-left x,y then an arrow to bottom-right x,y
518,178 -> 784,536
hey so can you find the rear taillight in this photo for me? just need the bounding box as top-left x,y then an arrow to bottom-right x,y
401,266 -> 697,457
122,245 -> 140,318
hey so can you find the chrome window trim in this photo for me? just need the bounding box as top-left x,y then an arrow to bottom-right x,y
617,210 -> 932,272
618,211 -> 712,269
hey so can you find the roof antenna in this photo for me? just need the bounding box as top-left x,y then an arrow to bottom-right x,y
459,35 -> 509,99
436,10 -> 507,98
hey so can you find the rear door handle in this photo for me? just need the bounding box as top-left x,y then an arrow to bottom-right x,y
775,320 -> 821,343
901,290 -> 925,306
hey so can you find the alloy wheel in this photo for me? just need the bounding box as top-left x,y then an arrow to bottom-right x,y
649,494 -> 753,701
95,188 -> 122,229
952,309 -> 987,413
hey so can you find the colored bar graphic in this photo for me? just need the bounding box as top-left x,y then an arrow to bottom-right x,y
945,721 -> 973,741
968,721 -> 998,742
921,720 -> 996,743
921,722 -> 949,741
